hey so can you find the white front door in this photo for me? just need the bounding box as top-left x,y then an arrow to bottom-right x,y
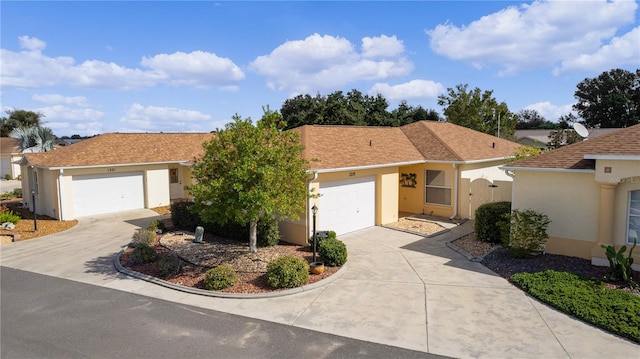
319,177 -> 376,235
72,172 -> 144,217
169,167 -> 183,199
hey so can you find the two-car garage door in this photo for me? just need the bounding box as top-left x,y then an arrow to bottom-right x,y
319,177 -> 375,235
72,172 -> 144,217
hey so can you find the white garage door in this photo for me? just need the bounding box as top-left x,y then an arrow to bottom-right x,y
72,172 -> 144,217
319,177 -> 375,235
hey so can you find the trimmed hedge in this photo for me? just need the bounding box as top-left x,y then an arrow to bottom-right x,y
156,253 -> 183,278
266,256 -> 309,289
204,264 -> 238,290
475,201 -> 511,243
511,270 -> 640,343
129,244 -> 158,265
319,237 -> 348,267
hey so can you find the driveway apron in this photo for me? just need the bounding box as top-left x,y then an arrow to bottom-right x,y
1,212 -> 638,359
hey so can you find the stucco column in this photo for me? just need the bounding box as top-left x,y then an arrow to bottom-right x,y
597,183 -> 617,246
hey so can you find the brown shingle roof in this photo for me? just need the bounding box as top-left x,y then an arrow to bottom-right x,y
293,121 -> 520,170
292,125 -> 424,170
401,121 -> 521,161
24,133 -> 215,168
0,137 -> 20,154
507,124 -> 640,170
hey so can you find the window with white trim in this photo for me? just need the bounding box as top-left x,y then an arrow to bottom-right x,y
425,170 -> 451,206
628,190 -> 640,244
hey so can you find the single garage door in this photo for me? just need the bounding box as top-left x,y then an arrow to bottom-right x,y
319,177 -> 375,235
72,172 -> 144,217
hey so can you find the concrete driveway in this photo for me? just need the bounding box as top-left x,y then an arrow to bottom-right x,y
1,210 -> 638,358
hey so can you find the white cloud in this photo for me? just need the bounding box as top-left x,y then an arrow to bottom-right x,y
141,51 -> 245,87
427,0 -> 637,74
523,101 -> 574,122
32,94 -> 91,107
249,33 -> 413,93
37,105 -> 105,136
119,103 -> 212,132
555,26 -> 640,74
361,35 -> 405,58
368,80 -> 445,100
18,35 -> 46,51
1,37 -> 245,90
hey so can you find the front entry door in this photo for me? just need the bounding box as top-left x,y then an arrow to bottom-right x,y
169,167 -> 183,199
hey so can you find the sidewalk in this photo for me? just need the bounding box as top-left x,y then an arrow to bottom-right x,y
1,211 -> 638,358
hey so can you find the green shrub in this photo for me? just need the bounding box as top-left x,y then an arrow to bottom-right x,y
170,201 -> 199,231
601,238 -> 636,284
147,219 -> 167,233
312,230 -> 337,247
266,255 -> 309,289
511,270 -> 640,343
129,229 -> 156,248
0,209 -> 21,224
204,264 -> 238,290
156,253 -> 183,278
0,192 -> 12,201
475,201 -> 511,243
503,209 -> 551,258
258,216 -> 280,247
319,237 -> 348,266
129,244 -> 158,265
4,174 -> 11,180
12,188 -> 22,198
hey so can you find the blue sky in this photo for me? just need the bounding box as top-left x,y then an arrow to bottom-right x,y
1,1 -> 639,136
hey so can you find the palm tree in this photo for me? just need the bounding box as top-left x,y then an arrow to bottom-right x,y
9,126 -> 56,153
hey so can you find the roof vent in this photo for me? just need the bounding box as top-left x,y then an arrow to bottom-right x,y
492,142 -> 495,148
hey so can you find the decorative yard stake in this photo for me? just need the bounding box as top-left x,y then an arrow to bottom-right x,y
31,190 -> 37,232
193,226 -> 204,243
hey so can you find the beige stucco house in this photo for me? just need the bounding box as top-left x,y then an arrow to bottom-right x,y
503,124 -> 640,268
279,121 -> 520,245
21,122 -> 520,246
1,137 -> 23,180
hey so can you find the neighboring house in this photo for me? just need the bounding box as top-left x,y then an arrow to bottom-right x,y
503,124 -> 640,268
20,133 -> 214,220
279,121 -> 520,245
21,122 -> 520,247
0,137 -> 22,179
515,128 -> 619,150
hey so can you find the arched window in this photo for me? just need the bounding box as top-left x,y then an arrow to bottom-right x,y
628,190 -> 640,245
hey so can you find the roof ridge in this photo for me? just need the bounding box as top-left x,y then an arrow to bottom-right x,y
420,122 -> 464,161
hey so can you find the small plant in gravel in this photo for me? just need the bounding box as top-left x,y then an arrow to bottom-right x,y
266,255 -> 309,289
319,237 -> 347,266
147,219 -> 167,233
12,188 -> 22,198
156,252 -> 183,278
204,264 -> 238,290
475,201 -> 511,243
129,229 -> 156,248
502,209 -> 550,258
129,244 -> 159,265
601,238 -> 637,285
0,192 -> 13,201
511,270 -> 640,343
0,208 -> 21,224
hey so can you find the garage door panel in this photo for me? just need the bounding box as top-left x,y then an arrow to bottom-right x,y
72,172 -> 144,217
319,177 -> 375,235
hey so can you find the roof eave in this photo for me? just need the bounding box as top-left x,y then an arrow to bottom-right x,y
28,160 -> 191,170
313,160 -> 426,174
583,154 -> 640,161
500,165 -> 595,173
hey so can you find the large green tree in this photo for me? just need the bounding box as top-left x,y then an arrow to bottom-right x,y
437,84 -> 517,139
573,68 -> 640,128
1,109 -> 45,137
515,109 -> 557,130
189,111 -> 310,253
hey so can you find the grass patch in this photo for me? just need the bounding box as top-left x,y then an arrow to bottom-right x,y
511,270 -> 640,343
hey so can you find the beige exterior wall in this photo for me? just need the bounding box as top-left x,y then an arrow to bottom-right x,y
23,163 -> 177,220
459,161 -> 513,219
613,176 -> 640,246
399,163 -> 455,218
512,170 -> 600,248
279,166 -> 398,246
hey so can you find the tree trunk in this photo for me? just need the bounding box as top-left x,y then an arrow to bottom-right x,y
249,219 -> 258,253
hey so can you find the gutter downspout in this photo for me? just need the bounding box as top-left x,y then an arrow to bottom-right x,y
449,163 -> 459,220
307,171 -> 318,241
58,169 -> 64,221
504,168 -> 515,205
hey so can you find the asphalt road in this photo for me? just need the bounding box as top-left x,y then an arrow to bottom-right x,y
1,267 -> 448,359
